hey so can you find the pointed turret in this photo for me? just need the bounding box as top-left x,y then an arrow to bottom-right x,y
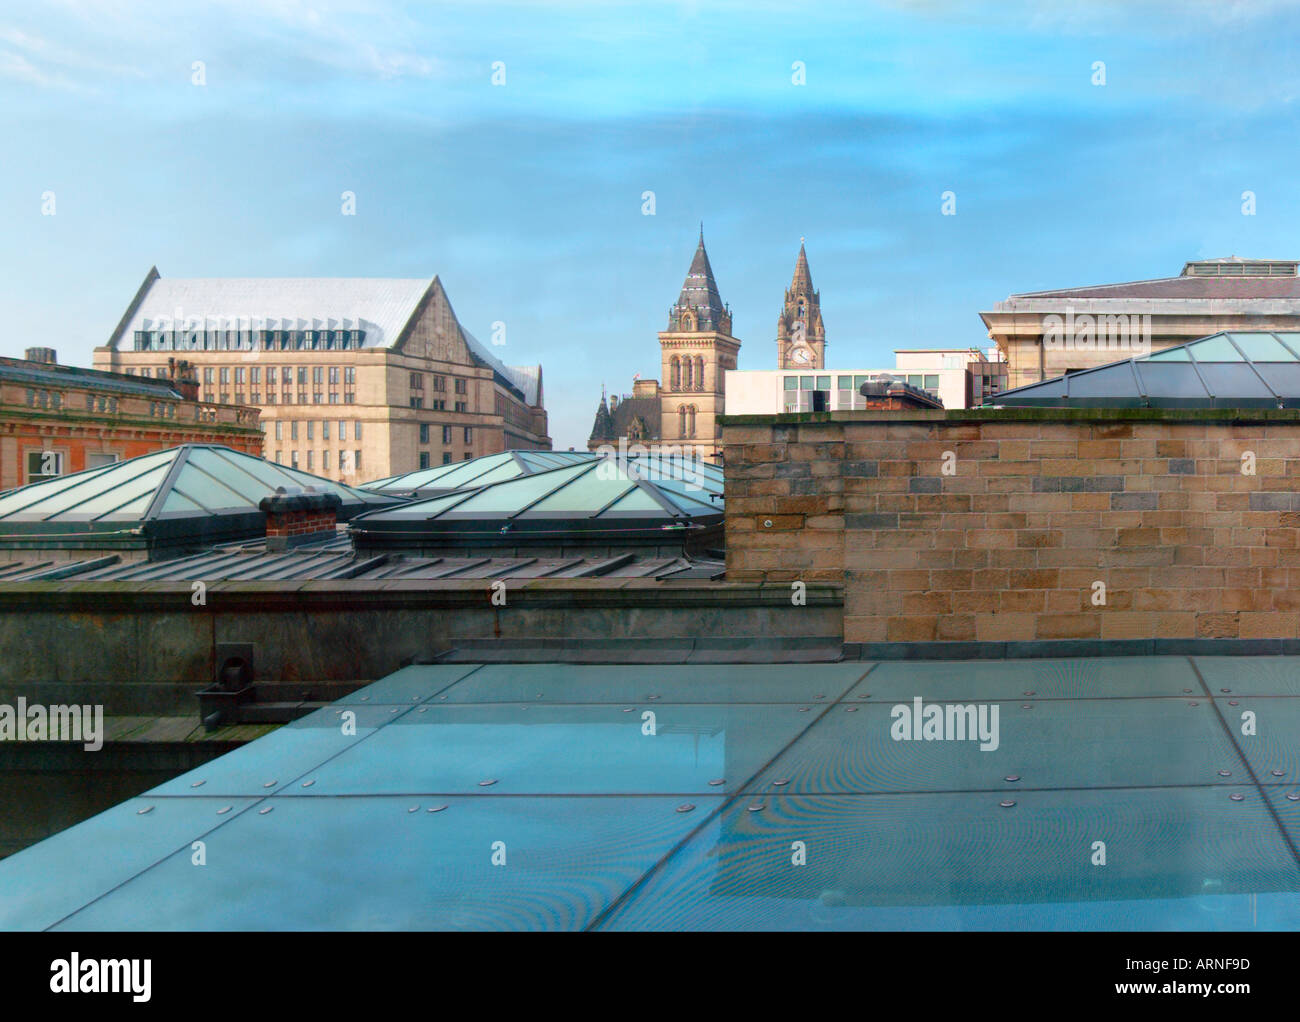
668,229 -> 731,333
587,391 -> 615,449
777,238 -> 825,369
790,240 -> 815,296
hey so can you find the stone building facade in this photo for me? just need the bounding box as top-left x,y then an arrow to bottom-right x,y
94,269 -> 550,483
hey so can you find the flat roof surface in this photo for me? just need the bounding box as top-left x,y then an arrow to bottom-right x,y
3,655 -> 1299,930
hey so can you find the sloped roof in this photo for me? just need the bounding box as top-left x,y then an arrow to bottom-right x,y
608,396 -> 661,440
989,331 -> 1300,409
110,276 -> 434,350
362,450 -> 595,497
0,357 -> 183,399
0,445 -> 399,548
669,230 -> 728,331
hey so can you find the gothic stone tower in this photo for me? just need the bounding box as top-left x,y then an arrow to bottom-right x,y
659,228 -> 741,462
776,241 -> 825,369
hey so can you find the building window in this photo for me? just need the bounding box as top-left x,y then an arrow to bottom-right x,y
695,356 -> 705,391
220,367 -> 230,384
464,427 -> 472,443
683,358 -> 693,390
410,397 -> 424,409
313,367 -> 324,384
419,452 -> 430,469
307,451 -> 314,470
323,450 -> 330,471
454,378 -> 467,395
323,421 -> 330,440
274,450 -> 281,464
313,392 -> 322,404
291,451 -> 299,468
306,421 -> 314,441
338,420 -> 346,439
442,453 -> 451,465
454,401 -> 467,413
419,424 -> 429,444
266,391 -> 277,404
86,452 -> 119,469
410,373 -> 424,390
329,367 -> 339,384
432,375 -> 446,392
251,367 -> 261,384
432,399 -> 446,411
297,367 -> 307,385
442,426 -> 452,444
25,450 -> 61,481
204,368 -> 214,384
670,356 -> 681,390
329,393 -> 340,404
235,367 -> 246,384
354,421 -> 362,440
354,450 -> 362,472
298,391 -> 307,404
290,421 -> 299,441
250,389 -> 260,403
344,368 -> 355,384
344,392 -> 355,404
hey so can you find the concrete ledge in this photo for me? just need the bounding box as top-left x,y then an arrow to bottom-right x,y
435,636 -> 845,664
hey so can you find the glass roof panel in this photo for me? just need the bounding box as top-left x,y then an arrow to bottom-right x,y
160,490 -> 205,514
0,449 -> 176,520
5,657 -> 1300,932
1129,362 -> 1209,400
598,487 -> 666,515
1187,335 -> 1244,361
1143,346 -> 1191,361
1197,363 -> 1276,401
444,463 -> 595,515
1252,363 -> 1300,402
57,464 -> 173,518
1272,333 -> 1300,355
183,448 -> 268,504
1227,333 -> 1296,361
524,473 -> 635,516
1063,367 -> 1131,398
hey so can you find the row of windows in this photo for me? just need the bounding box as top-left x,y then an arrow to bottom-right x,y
410,373 -> 468,394
410,398 -> 467,411
133,329 -> 366,352
273,450 -> 363,472
677,404 -> 698,439
199,367 -> 358,385
418,425 -> 473,444
215,391 -> 356,406
418,451 -> 472,468
782,374 -> 941,392
670,355 -> 706,392
273,420 -> 363,442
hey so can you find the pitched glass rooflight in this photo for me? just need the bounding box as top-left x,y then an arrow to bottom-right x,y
361,450 -> 596,496
0,444 -> 402,550
989,331 -> 1300,409
350,456 -> 723,550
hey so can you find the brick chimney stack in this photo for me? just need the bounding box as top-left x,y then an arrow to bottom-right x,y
164,357 -> 201,401
258,487 -> 343,551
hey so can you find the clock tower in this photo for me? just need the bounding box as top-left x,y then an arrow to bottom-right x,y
776,240 -> 825,370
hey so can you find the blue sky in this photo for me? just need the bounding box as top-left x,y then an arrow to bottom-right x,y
3,0 -> 1299,448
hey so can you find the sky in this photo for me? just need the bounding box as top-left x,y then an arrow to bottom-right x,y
2,0 -> 1300,448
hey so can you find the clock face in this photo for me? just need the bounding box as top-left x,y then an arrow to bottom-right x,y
791,345 -> 812,365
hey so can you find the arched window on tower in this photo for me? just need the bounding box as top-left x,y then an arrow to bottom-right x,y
678,405 -> 687,438
687,405 -> 697,438
683,357 -> 693,391
670,356 -> 681,391
694,356 -> 705,391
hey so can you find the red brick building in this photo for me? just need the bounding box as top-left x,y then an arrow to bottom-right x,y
0,349 -> 262,490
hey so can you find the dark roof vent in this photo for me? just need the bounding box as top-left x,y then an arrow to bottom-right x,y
24,347 -> 56,364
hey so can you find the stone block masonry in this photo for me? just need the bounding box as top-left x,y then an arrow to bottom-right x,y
721,408 -> 1300,647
